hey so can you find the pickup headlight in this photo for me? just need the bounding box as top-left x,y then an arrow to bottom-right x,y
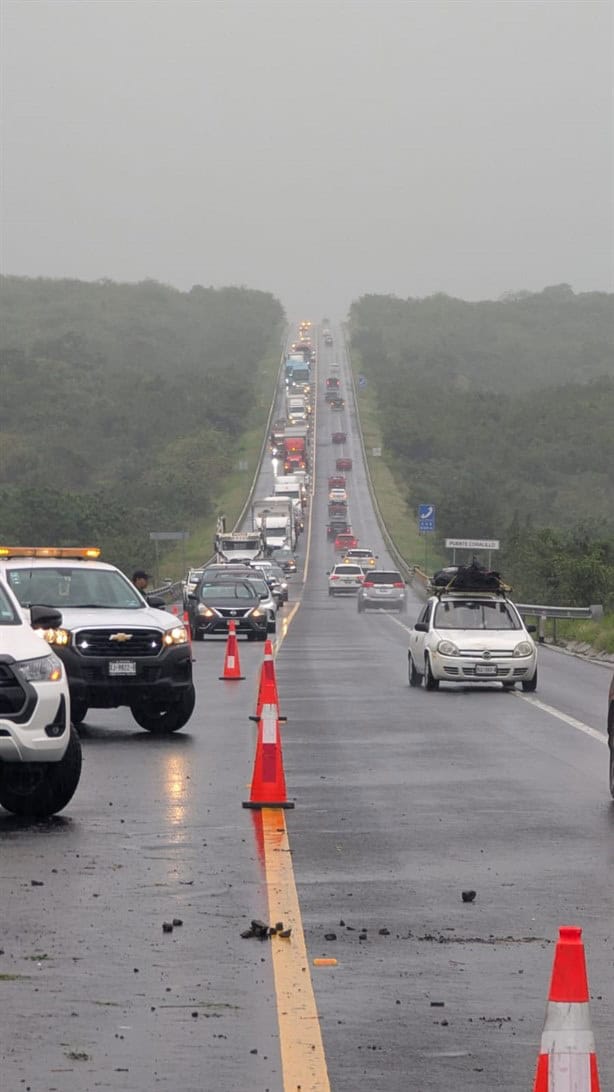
162,626 -> 189,645
437,640 -> 460,656
250,609 -> 263,618
36,627 -> 71,647
198,606 -> 216,618
16,653 -> 63,683
513,641 -> 534,658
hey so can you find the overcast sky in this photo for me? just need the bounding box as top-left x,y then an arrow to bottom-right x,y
1,0 -> 612,318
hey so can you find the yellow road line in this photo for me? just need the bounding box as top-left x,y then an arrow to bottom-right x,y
261,331 -> 330,1090
262,808 -> 331,1092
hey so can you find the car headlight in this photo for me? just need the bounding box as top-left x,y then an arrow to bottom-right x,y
36,627 -> 71,647
437,640 -> 460,656
162,626 -> 189,645
198,606 -> 216,618
16,653 -> 63,683
513,641 -> 534,658
251,609 -> 263,618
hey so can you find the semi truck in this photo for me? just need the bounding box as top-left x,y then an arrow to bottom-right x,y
214,530 -> 264,563
251,496 -> 297,550
286,394 -> 307,424
282,425 -> 308,474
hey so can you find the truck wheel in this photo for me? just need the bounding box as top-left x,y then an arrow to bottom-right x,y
408,655 -> 420,687
71,699 -> 88,726
131,685 -> 196,734
424,656 -> 439,691
521,669 -> 538,693
0,727 -> 82,817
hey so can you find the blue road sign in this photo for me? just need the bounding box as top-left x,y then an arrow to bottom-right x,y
418,504 -> 436,532
358,375 -> 367,389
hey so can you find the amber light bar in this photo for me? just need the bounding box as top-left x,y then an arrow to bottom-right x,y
0,546 -> 101,559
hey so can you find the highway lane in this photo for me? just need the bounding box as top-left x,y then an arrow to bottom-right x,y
272,325 -> 614,1090
1,324 -> 612,1091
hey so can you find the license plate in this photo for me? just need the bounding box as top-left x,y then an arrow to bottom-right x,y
475,664 -> 497,676
109,660 -> 136,676
375,588 -> 391,595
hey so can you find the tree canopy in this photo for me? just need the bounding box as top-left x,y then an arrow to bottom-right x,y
0,276 -> 284,573
349,287 -> 614,606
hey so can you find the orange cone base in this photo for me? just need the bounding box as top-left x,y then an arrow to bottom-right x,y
242,799 -> 295,809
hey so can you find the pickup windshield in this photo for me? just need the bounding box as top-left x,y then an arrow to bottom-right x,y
7,566 -> 143,609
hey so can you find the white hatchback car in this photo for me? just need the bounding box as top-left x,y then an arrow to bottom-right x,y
408,592 -> 538,691
0,577 -> 82,816
328,563 -> 364,596
328,488 -> 348,504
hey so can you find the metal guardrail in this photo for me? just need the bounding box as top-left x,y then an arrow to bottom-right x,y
342,326 -> 416,587
516,604 -> 598,620
232,329 -> 289,534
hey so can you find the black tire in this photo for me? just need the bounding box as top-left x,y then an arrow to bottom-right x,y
408,654 -> 421,687
193,628 -> 204,642
70,699 -> 88,726
502,681 -> 516,690
131,684 -> 196,734
522,669 -> 538,693
257,631 -> 267,642
0,726 -> 82,817
424,656 -> 439,691
328,590 -> 334,597
268,620 -> 277,634
357,601 -> 363,613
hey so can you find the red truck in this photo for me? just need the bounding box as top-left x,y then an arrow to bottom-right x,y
283,434 -> 307,474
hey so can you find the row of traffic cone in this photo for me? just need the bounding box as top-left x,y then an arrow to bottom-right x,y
216,624 -> 293,809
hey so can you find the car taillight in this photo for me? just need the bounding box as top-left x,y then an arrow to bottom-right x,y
362,580 -> 374,588
393,582 -> 405,588
330,574 -> 339,580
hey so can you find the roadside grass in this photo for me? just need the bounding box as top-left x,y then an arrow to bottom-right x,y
555,614 -> 614,655
159,339 -> 283,579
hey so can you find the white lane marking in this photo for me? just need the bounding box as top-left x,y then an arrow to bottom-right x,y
514,693 -> 607,746
384,615 -> 608,746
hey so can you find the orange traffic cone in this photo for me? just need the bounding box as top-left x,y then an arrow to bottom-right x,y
243,702 -> 294,809
532,926 -> 601,1091
253,640 -> 280,718
219,621 -> 245,681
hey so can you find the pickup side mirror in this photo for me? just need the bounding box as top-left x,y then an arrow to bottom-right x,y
414,622 -> 429,633
30,604 -> 63,630
147,595 -> 166,609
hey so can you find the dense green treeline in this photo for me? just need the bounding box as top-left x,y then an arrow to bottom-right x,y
349,287 -> 614,607
0,276 -> 284,573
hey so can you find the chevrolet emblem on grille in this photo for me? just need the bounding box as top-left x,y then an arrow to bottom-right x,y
109,632 -> 133,643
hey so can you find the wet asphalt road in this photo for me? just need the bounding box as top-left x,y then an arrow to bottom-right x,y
1,327 -> 613,1091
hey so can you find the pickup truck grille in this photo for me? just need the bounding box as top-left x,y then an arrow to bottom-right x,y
74,629 -> 163,658
0,663 -> 28,716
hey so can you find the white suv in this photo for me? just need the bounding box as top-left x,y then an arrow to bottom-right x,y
0,577 -> 81,816
408,591 -> 537,691
0,548 -> 195,733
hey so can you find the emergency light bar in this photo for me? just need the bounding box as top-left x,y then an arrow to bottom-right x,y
0,547 -> 102,560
